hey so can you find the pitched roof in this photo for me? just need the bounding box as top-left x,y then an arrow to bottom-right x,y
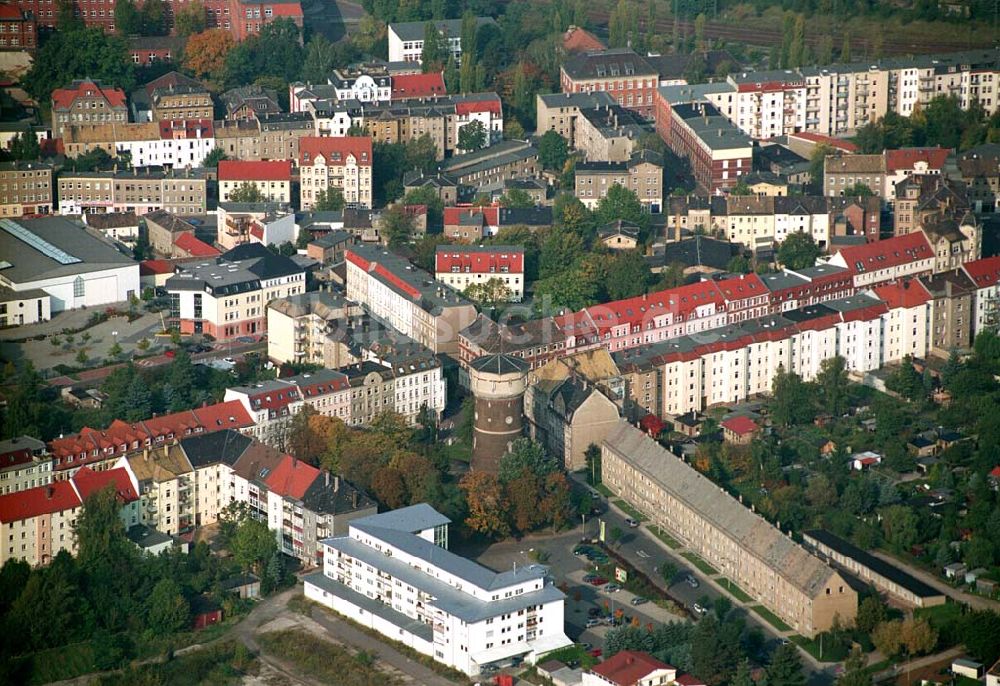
833,232 -> 933,275
825,153 -> 885,174
435,245 -> 524,274
885,147 -> 951,172
71,466 -> 138,503
218,159 -> 292,182
299,136 -> 373,167
589,651 -> 673,686
872,279 -> 932,309
562,48 -> 657,80
563,26 -> 606,53
0,480 -> 80,523
391,72 -> 446,100
180,429 -> 254,469
721,416 -> 759,435
52,79 -> 127,111
173,232 -> 220,257
963,255 -> 1000,289
265,455 -> 319,500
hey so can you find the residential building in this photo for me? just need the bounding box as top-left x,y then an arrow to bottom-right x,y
306,230 -> 355,265
0,4 -> 35,50
575,150 -> 663,212
387,17 -> 496,64
434,245 -> 525,301
345,245 -> 478,355
884,148 -> 950,200
922,269 -> 976,355
562,25 -> 605,54
958,143 -> 1000,212
167,242 -> 304,339
266,291 -> 358,366
121,442 -> 199,536
299,136 -> 373,210
583,651 -> 683,686
173,232 -> 219,258
216,202 -> 292,250
304,504 -> 572,675
438,139 -> 539,190
127,35 -> 182,67
218,159 -> 293,203
0,161 -> 52,216
803,529 -> 946,608
221,84 -> 281,120
573,103 -> 652,162
0,436 -> 51,496
391,72 -> 447,101
827,232 -> 935,289
0,466 -> 139,567
525,375 -> 620,471
51,79 -> 127,137
403,173 -> 459,206
141,71 -> 214,122
443,205 -> 552,243
0,216 -> 139,314
61,120 -> 216,169
258,112 -> 314,161
560,49 -> 659,119
655,99 -> 752,194
598,220 -> 640,250
536,91 -> 617,147
602,421 -> 857,637
57,168 -> 209,216
83,211 -> 139,243
963,256 -> 1000,338
225,379 -> 304,449
265,455 -> 376,564
145,209 -> 197,257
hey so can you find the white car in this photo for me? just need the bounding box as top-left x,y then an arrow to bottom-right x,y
693,603 -> 708,616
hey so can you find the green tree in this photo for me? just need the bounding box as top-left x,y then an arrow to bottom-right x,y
314,187 -> 345,212
464,278 -> 512,310
595,184 -> 650,236
534,267 -> 600,311
727,254 -> 751,273
420,21 -> 445,70
458,121 -> 487,152
108,342 -> 123,359
880,504 -> 919,550
174,1 -> 207,36
855,595 -> 887,634
444,53 -> 459,93
229,182 -> 265,203
837,646 -> 871,686
843,182 -> 874,196
768,641 -> 805,686
770,366 -> 815,426
232,518 -> 277,574
788,14 -> 805,68
605,251 -> 651,300
872,620 -> 903,657
140,0 -> 167,34
124,374 -> 153,422
499,188 -> 535,209
74,486 -> 133,572
24,26 -> 135,102
777,232 -> 821,269
816,355 -> 848,416
146,578 -> 189,635
302,35 -> 338,84
730,179 -> 752,196
840,32 -> 851,62
459,11 -> 479,92
114,0 -> 142,35
9,131 -> 40,161
382,204 -> 415,246
498,438 -> 555,483
538,130 -> 570,171
539,227 -> 585,279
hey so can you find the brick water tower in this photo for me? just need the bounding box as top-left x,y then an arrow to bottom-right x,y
469,353 -> 530,473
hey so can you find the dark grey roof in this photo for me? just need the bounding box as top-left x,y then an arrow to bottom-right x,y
301,474 -> 376,516
143,209 -> 194,234
562,48 -> 657,80
803,529 -> 943,599
0,216 -> 136,284
304,571 -> 434,641
309,230 -> 353,249
599,219 -> 641,240
179,430 -> 253,468
351,503 -> 449,533
470,353 -> 530,375
662,235 -> 736,271
126,524 -> 174,549
165,243 -> 303,296
671,102 -> 752,152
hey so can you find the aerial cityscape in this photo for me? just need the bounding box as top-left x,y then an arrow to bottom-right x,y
0,0 -> 999,684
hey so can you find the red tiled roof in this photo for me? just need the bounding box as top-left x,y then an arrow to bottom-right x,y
270,2 -> 303,17
51,79 -> 127,111
392,72 -> 447,100
585,280 -> 725,335
563,26 -> 606,53
455,97 -> 502,116
963,255 -> 1000,289
159,119 -> 214,139
589,651 -> 673,686
174,232 -> 220,257
443,206 -> 499,227
834,232 -> 933,275
264,455 -> 318,500
675,675 -> 708,686
299,136 -> 372,167
435,247 -> 525,274
885,147 -> 951,172
140,259 -> 175,275
872,279 -> 932,309
218,159 -> 292,182
0,480 -> 80,523
989,466 -> 1000,479
0,4 -> 23,19
71,466 -> 138,503
721,416 -> 759,435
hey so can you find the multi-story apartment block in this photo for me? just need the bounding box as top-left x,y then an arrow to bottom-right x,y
435,245 -> 525,301
0,4 -> 35,50
573,104 -> 651,163
560,49 -> 659,119
963,255 -> 1000,337
214,118 -> 263,160
221,84 -> 282,120
0,466 -> 139,567
575,149 -> 663,213
51,79 -> 127,137
345,245 -> 478,355
328,66 -> 392,102
827,232 -> 936,288
824,154 -> 886,198
0,436 -> 51,496
216,201 -> 292,249
439,139 -> 539,191
258,112 -> 314,161
958,143 -> 1000,212
602,422 -> 857,637
387,17 -> 495,64
140,71 -> 214,122
442,205 -> 552,242
225,379 -> 305,449
61,120 -> 216,168
0,161 -> 52,216
299,136 -> 373,210
536,91 -> 618,147
654,98 -> 752,194
304,504 -> 571,675
218,159 -> 293,203
58,168 -> 209,215
266,291 -> 355,365
884,148 -> 950,200
923,269 -> 976,355
167,243 -> 305,339
656,50 -> 1000,140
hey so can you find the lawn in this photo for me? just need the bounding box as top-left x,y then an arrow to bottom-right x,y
612,499 -> 649,522
259,629 -> 401,686
594,483 -> 613,497
790,635 -> 847,663
751,605 -> 792,632
92,642 -> 257,686
717,578 -> 753,603
915,601 -> 963,629
650,527 -> 681,549
681,552 -> 719,576
539,644 -> 600,670
25,640 -> 95,684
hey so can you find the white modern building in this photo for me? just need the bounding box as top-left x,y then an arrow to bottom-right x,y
0,216 -> 139,316
304,504 -> 572,676
388,17 -> 495,64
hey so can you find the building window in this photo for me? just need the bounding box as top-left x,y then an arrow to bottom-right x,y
73,276 -> 85,298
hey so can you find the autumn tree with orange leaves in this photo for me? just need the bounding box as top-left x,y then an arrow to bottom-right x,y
460,471 -> 511,539
184,29 -> 234,84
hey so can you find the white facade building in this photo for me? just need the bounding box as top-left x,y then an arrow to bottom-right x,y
387,18 -> 495,64
304,504 -> 571,675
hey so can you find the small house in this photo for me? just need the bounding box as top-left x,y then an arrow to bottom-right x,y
908,436 -> 937,458
721,416 -> 760,445
916,456 -> 941,476
820,440 -> 838,456
191,595 -> 223,630
952,658 -> 985,680
944,562 -> 968,579
861,418 -> 878,432
670,411 -> 705,438
977,578 -> 998,597
938,430 -> 966,451
850,451 -> 882,471
597,220 -> 641,251
966,568 -> 989,585
220,573 -> 262,599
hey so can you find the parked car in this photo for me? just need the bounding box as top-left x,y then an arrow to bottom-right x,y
589,648 -> 603,658
583,573 -> 599,583
630,596 -> 648,606
587,576 -> 608,586
604,583 -> 622,593
693,603 -> 708,616
573,545 -> 591,556
223,357 -> 236,364
686,575 -> 700,588
585,618 -> 602,628
625,517 -> 639,528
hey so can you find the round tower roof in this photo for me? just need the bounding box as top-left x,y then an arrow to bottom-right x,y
470,353 -> 530,375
